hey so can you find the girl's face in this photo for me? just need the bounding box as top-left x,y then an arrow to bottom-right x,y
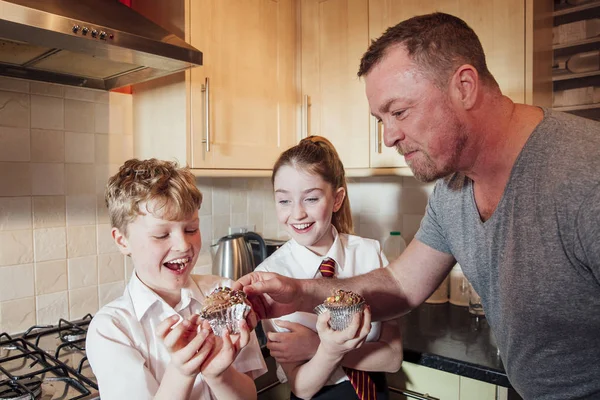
273,165 -> 345,256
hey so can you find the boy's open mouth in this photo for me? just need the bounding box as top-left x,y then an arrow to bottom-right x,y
163,257 -> 191,272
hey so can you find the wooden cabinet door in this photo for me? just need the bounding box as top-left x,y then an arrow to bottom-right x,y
189,0 -> 296,169
369,0 -> 526,103
300,0 -> 371,169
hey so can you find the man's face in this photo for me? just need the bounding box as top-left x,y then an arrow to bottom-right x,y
273,165 -> 344,256
113,201 -> 201,304
365,45 -> 468,182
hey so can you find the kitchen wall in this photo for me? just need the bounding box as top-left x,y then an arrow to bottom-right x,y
0,75 -> 434,334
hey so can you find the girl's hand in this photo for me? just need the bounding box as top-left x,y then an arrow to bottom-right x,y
200,319 -> 251,379
267,320 -> 320,363
315,306 -> 372,360
157,314 -> 215,377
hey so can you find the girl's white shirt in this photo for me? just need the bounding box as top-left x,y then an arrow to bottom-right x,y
86,273 -> 267,400
255,226 -> 389,385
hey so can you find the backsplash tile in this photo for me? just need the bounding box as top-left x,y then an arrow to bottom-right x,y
0,77 -> 133,333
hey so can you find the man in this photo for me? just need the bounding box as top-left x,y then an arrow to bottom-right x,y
236,13 -> 600,399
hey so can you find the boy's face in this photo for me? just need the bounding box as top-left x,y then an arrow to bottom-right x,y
112,201 -> 201,304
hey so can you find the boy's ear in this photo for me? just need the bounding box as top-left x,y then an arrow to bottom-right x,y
333,187 -> 346,213
112,227 -> 131,256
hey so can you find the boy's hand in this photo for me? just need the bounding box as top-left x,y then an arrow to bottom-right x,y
267,320 -> 319,363
157,314 -> 215,377
315,307 -> 372,360
200,320 -> 251,379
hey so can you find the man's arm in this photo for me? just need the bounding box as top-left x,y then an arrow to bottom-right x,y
237,239 -> 455,321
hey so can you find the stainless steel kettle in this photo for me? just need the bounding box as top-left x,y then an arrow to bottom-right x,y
212,232 -> 267,280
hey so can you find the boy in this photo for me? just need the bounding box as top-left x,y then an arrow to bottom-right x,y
86,158 -> 266,399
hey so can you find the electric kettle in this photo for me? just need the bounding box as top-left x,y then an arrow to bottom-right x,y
212,232 -> 267,280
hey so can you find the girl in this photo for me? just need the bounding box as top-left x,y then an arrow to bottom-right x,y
255,136 -> 403,399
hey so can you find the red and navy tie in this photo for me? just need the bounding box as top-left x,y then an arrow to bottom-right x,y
319,257 -> 376,400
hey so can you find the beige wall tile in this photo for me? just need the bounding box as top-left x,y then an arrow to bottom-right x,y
197,178 -> 213,216
96,94 -> 133,135
68,255 -> 98,289
30,95 -> 63,130
0,264 -> 34,301
31,163 -> 65,195
30,82 -> 64,98
0,127 -> 30,162
231,190 -> 247,214
35,260 -> 68,295
65,132 -> 94,164
200,215 -> 212,254
94,103 -> 109,134
94,91 -> 109,104
33,196 -> 65,228
248,213 -> 263,235
66,195 -> 96,226
212,187 -> 230,216
96,224 -> 117,254
98,281 -> 125,307
0,90 -> 29,128
0,297 -> 36,333
65,99 -> 95,133
94,134 -> 108,164
124,256 -> 134,280
0,77 -> 29,93
400,187 -> 430,215
212,215 -> 229,243
64,87 -> 97,102
0,162 -> 31,197
402,214 -> 425,243
34,227 -> 66,262
36,291 -> 68,325
66,225 -> 97,258
231,213 -> 247,229
95,164 -> 119,194
65,163 -> 95,195
96,194 -> 109,224
0,197 -> 32,230
0,230 -> 33,266
30,129 -> 64,163
69,288 -> 99,319
98,253 -> 125,284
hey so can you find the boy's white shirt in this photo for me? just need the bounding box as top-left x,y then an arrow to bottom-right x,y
86,272 -> 267,400
255,226 -> 390,386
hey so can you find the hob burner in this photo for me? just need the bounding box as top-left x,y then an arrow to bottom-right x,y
59,329 -> 85,344
0,377 -> 42,400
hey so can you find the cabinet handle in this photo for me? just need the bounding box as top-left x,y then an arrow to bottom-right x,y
302,94 -> 309,138
376,119 -> 383,153
388,386 -> 440,400
201,77 -> 211,152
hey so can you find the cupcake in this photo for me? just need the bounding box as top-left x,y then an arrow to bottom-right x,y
200,286 -> 251,336
314,289 -> 366,331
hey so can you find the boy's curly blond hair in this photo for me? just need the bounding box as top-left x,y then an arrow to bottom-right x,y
105,158 -> 202,235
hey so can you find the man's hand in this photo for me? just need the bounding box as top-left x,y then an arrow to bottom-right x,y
234,271 -> 304,319
267,320 -> 320,363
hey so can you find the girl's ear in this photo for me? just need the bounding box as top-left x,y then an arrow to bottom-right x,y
333,187 -> 346,213
112,227 -> 131,256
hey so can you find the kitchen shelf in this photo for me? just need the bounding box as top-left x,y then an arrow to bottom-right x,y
191,167 -> 414,178
553,37 -> 600,58
553,102 -> 600,111
553,70 -> 600,81
553,1 -> 600,25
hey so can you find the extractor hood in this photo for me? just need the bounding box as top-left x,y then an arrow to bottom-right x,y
0,0 -> 202,90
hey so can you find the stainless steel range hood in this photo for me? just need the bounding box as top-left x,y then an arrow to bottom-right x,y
0,0 -> 202,90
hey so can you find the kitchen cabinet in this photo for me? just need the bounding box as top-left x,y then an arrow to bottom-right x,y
552,0 -> 600,121
387,362 -> 508,400
133,0 -> 297,170
299,0 -> 552,171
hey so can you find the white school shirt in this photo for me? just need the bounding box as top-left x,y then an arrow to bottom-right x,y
255,226 -> 389,386
86,273 -> 267,400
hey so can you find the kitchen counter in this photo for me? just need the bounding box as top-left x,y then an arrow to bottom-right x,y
400,302 -> 511,388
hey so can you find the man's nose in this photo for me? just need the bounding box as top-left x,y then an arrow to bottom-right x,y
383,121 -> 405,148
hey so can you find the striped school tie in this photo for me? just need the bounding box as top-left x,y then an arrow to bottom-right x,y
318,258 -> 377,400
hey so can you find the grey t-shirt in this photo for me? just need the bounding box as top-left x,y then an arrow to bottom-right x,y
415,109 -> 600,399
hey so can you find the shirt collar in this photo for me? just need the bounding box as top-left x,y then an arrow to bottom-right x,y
129,272 -> 204,321
289,225 -> 346,278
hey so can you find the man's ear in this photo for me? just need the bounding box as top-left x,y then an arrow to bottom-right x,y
112,227 -> 131,256
450,64 -> 478,110
333,187 -> 346,213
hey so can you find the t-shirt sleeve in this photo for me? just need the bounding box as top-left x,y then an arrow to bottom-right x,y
86,313 -> 159,400
414,182 -> 453,255
573,183 -> 600,285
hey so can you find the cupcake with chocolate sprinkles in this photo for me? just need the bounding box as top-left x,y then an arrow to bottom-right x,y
200,286 -> 251,336
314,289 -> 366,331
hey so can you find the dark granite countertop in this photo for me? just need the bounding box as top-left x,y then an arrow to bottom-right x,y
258,302 -> 512,388
402,302 -> 511,387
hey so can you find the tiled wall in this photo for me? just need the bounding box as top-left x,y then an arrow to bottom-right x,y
0,76 -> 133,334
0,75 -> 434,334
